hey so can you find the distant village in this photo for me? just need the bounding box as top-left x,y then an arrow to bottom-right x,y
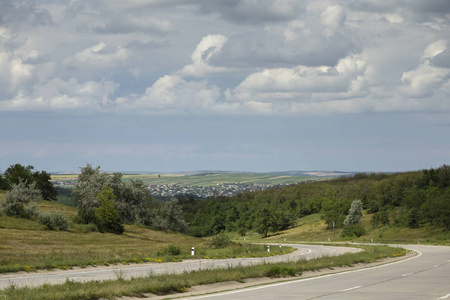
52,180 -> 292,199
147,182 -> 291,198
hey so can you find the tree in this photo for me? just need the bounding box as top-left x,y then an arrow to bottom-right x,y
154,198 -> 188,233
254,208 -> 275,237
3,164 -> 34,188
0,173 -> 7,190
109,173 -> 152,224
344,199 -> 363,226
1,180 -> 42,218
341,199 -> 365,238
73,164 -> 110,224
74,164 -> 153,226
33,170 -> 57,201
321,197 -> 350,229
95,186 -> 124,234
2,164 -> 57,201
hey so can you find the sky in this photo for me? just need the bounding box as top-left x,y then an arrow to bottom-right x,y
1,0 -> 449,173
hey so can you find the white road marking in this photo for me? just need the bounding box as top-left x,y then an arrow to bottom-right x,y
401,273 -> 413,277
433,265 -> 439,268
184,250 -> 423,299
438,294 -> 450,299
341,286 -> 362,292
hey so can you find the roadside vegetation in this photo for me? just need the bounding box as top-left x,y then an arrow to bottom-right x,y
0,206 -> 290,273
0,244 -> 407,300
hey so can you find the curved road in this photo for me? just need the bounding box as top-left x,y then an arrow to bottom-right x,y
183,244 -> 450,300
0,244 -> 359,289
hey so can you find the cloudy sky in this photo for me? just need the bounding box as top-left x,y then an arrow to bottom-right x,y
1,0 -> 449,173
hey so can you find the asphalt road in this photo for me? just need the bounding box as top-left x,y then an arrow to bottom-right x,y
183,244 -> 450,300
0,244 -> 360,289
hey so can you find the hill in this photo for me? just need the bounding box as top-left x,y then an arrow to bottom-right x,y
0,197 -> 288,274
181,165 -> 450,242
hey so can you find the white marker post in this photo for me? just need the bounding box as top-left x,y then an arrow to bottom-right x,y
191,247 -> 195,256
279,243 -> 281,248
267,245 -> 270,253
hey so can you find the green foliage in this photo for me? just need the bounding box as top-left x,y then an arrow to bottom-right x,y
371,210 -> 389,228
73,164 -> 154,230
321,197 -> 350,229
32,170 -> 57,201
207,232 -> 232,249
183,165 -> 449,237
265,265 -> 296,277
1,180 -> 41,218
37,212 -> 70,231
1,164 -> 57,201
344,199 -> 363,226
341,224 -> 366,238
73,164 -> 111,224
153,198 -> 188,233
254,208 -> 275,237
163,245 -> 182,256
2,164 -> 34,187
55,187 -> 77,207
94,186 -> 124,234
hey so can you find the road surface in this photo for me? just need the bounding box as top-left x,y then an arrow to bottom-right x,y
0,244 -> 359,289
182,244 -> 450,300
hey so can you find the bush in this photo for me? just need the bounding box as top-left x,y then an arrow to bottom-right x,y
164,245 -> 182,256
2,181 -> 41,218
38,212 -> 70,231
207,232 -> 232,249
341,224 -> 366,238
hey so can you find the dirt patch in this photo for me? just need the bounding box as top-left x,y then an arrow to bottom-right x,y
268,176 -> 291,180
120,251 -> 416,300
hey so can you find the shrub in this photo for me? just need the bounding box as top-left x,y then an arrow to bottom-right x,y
341,224 -> 366,238
207,232 -> 232,249
2,181 -> 41,218
38,212 -> 70,231
164,245 -> 182,256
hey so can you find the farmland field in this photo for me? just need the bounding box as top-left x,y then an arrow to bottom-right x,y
51,172 -> 338,187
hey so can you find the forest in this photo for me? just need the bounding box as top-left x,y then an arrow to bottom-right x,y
178,165 -> 450,237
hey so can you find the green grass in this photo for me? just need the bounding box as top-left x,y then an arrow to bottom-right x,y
240,212 -> 450,246
0,199 -> 292,274
0,244 -> 408,300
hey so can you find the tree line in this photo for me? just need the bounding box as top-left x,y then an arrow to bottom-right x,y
2,163 -> 448,237
179,165 -> 450,237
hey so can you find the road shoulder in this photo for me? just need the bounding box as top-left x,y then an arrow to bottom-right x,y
120,249 -> 416,300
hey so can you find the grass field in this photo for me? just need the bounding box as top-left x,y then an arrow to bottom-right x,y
0,199 -> 291,274
51,172 -> 326,187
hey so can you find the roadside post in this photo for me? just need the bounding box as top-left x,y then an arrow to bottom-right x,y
191,247 -> 195,256
267,245 -> 270,253
333,221 -> 335,239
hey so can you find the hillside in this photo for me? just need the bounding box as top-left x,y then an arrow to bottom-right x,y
0,198 -> 289,274
182,165 -> 450,242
